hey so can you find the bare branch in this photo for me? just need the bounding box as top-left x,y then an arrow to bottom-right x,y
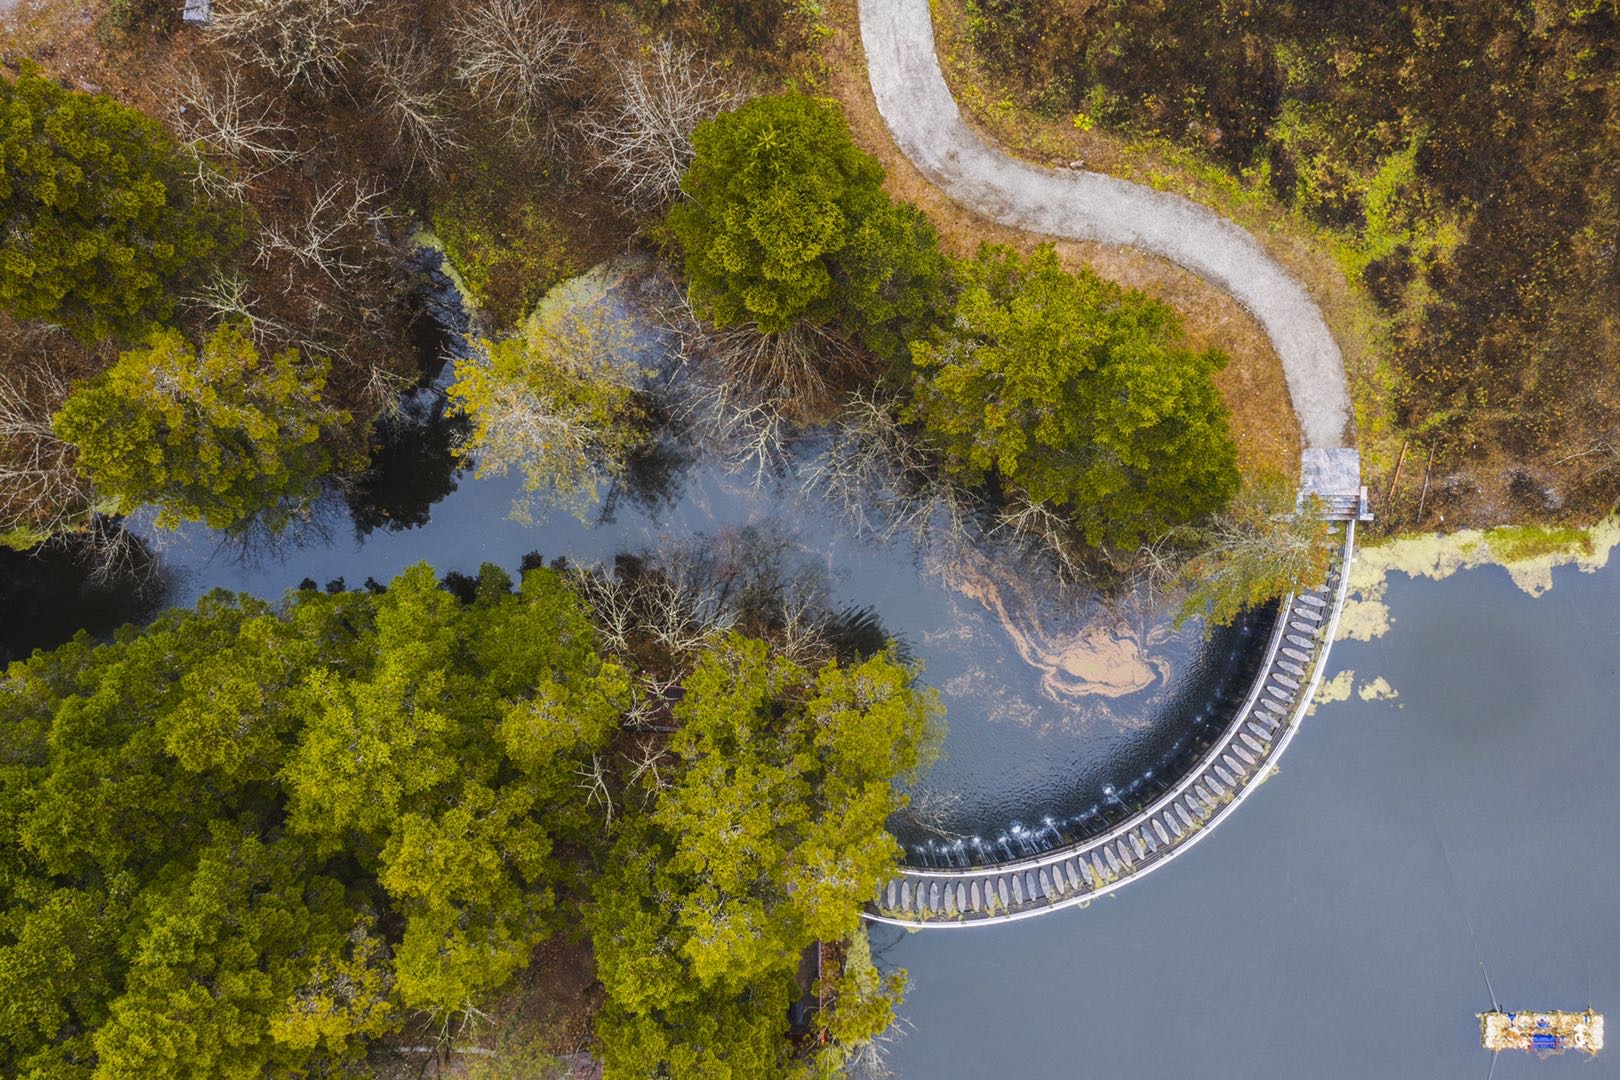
450,0 -> 582,141
991,494 -> 1097,591
623,739 -> 670,800
208,0 -> 376,94
575,752 -> 614,829
802,392 -> 972,552
658,289 -> 867,487
0,343 -> 94,544
366,38 -> 465,177
580,39 -> 746,215
169,64 -> 294,166
254,180 -> 393,288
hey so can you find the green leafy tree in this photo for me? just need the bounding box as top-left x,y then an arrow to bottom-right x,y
587,634 -> 937,1079
808,930 -> 907,1078
909,244 -> 1240,549
0,562 -> 628,1076
0,64 -> 241,340
52,322 -> 344,531
448,288 -> 645,521
90,829 -> 358,1080
840,199 -> 953,364
1175,476 -> 1335,631
668,93 -> 948,358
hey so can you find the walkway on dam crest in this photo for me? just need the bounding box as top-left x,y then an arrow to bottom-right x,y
856,0 -> 1365,925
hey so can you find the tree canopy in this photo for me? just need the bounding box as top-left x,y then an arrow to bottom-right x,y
52,322 -> 344,532
0,563 -> 628,1077
448,285 -> 645,521
0,563 -> 929,1076
908,244 -> 1241,549
0,64 -> 241,341
587,634 -> 937,1079
668,92 -> 948,358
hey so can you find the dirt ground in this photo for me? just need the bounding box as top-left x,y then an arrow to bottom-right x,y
374,934 -> 602,1079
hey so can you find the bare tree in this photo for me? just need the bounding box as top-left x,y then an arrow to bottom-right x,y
633,570 -> 736,656
568,565 -> 638,657
899,788 -> 966,844
254,179 -> 392,288
580,39 -> 745,215
0,325 -> 157,585
167,64 -> 295,200
775,587 -> 834,668
991,494 -> 1098,591
1127,528 -> 1192,619
245,179 -> 409,423
450,0 -> 582,141
0,347 -> 93,546
678,371 -> 795,488
366,39 -> 464,177
568,556 -> 736,660
575,752 -> 614,829
623,738 -> 671,800
184,269 -> 293,345
208,0 -> 375,94
803,392 -> 972,551
659,289 -> 867,486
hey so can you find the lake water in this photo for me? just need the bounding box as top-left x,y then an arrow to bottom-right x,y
878,554 -> 1620,1078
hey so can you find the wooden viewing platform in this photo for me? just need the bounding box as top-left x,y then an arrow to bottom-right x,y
866,455 -> 1363,927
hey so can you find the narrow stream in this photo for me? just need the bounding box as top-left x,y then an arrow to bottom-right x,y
0,263 -> 1278,859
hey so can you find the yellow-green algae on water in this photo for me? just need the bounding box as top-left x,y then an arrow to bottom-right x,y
1336,516 -> 1620,643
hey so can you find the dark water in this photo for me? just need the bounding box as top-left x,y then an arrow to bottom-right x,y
109,431 -> 1260,856
0,266 -> 1268,858
0,542 -> 160,664
879,556 -> 1620,1079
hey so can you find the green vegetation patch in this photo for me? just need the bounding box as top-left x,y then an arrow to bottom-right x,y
0,560 -> 935,1076
431,196 -> 582,330
0,64 -> 242,342
1484,524 -> 1596,564
908,243 -> 1239,550
669,92 -> 949,362
52,323 -> 347,532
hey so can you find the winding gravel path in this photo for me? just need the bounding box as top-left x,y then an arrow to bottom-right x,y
858,0 -> 1352,449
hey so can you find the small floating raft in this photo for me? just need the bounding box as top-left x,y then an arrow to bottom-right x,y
1479,1010 -> 1603,1055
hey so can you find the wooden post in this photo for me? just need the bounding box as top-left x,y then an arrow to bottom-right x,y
1415,445 -> 1436,523
1385,438 -> 1409,503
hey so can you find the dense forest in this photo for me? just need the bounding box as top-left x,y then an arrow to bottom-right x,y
956,0 -> 1619,527
0,559 -> 938,1076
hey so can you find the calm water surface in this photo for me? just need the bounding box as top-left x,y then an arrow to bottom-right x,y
879,556 -> 1620,1079
0,266 -> 1265,857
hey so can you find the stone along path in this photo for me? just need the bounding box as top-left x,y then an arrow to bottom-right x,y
858,0 -> 1352,450
857,0 -> 1365,925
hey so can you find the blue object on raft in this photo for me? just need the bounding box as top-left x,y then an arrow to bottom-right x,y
1531,1034 -> 1560,1049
